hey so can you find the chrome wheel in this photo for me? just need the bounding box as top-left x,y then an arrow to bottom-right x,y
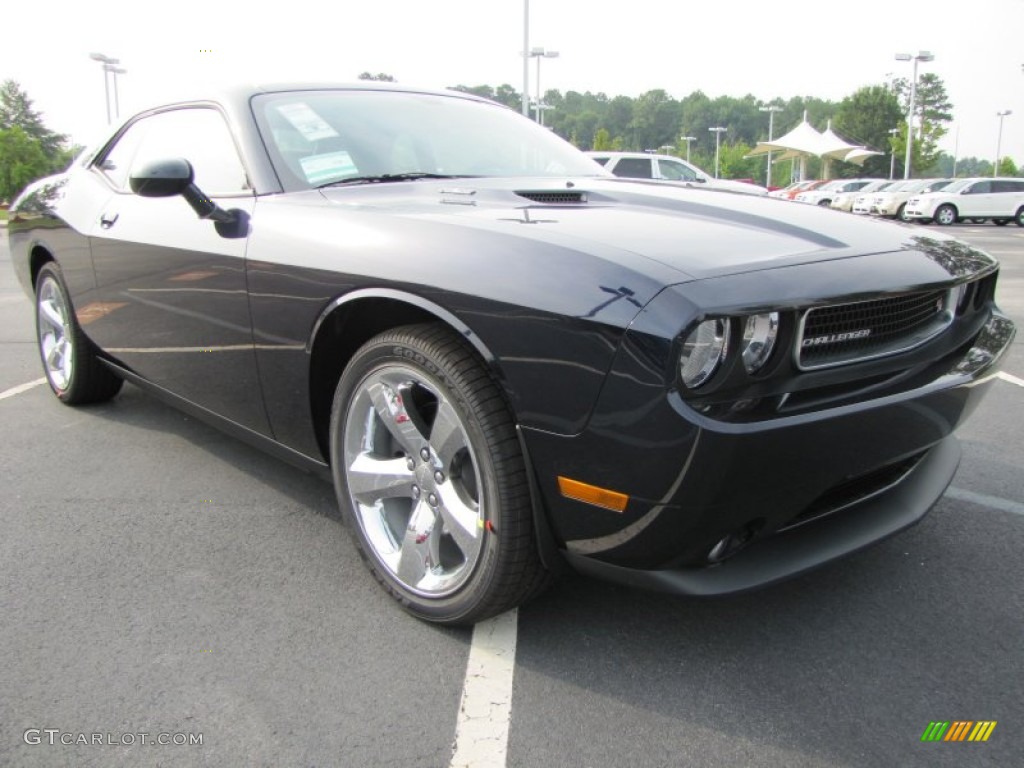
934,204 -> 957,226
37,275 -> 74,392
342,365 -> 484,598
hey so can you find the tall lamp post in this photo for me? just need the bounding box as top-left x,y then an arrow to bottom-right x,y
89,52 -> 121,124
680,135 -> 696,163
522,0 -> 530,116
894,50 -> 935,179
759,105 -> 783,188
529,47 -> 559,126
709,126 -> 727,178
994,110 -> 1012,177
887,127 -> 901,180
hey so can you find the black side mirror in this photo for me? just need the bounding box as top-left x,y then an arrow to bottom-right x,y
129,157 -> 248,238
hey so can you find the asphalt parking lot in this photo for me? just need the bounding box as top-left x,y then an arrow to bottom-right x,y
2,221 -> 1022,768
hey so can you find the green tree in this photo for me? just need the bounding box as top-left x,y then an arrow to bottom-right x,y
0,80 -> 66,157
833,85 -> 903,178
890,73 -> 953,176
592,128 -> 614,151
998,156 -> 1019,176
0,126 -> 50,201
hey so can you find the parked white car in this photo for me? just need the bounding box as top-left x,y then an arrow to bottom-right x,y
871,179 -> 952,221
904,177 -> 1024,225
852,181 -> 900,214
794,179 -> 875,207
831,180 -> 891,212
586,152 -> 768,195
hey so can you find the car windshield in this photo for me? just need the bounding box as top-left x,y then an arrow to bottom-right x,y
253,89 -> 605,189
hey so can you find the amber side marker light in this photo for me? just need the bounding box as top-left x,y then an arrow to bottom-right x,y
557,476 -> 629,513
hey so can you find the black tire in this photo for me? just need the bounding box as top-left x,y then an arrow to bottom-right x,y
1016,207 -> 1024,227
817,199 -> 831,207
35,262 -> 123,405
329,323 -> 548,625
896,203 -> 910,222
934,204 -> 958,226
970,218 -> 987,224
995,218 -> 1010,226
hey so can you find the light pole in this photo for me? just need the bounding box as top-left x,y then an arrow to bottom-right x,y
89,52 -> 120,124
759,104 -> 783,188
106,65 -> 126,120
894,50 -> 935,179
521,1 -> 529,116
709,126 -> 727,178
681,136 -> 696,163
887,127 -> 900,180
529,47 -> 559,126
995,110 -> 1012,177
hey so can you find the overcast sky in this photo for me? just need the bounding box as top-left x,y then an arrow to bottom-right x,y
2,0 -> 1022,165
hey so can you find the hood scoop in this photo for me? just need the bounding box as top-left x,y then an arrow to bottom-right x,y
516,190 -> 588,204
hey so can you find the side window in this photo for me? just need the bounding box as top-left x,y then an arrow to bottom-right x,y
965,181 -> 991,195
993,180 -> 1024,193
96,122 -> 149,189
128,108 -> 251,196
591,157 -> 610,167
658,160 -> 698,182
612,158 -> 653,179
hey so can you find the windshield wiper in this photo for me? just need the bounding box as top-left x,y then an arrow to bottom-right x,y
318,172 -> 474,188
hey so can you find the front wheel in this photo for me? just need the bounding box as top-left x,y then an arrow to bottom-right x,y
35,263 -> 123,404
1016,207 -> 1024,227
897,203 -> 910,222
995,218 -> 1010,226
934,204 -> 958,226
329,323 -> 547,625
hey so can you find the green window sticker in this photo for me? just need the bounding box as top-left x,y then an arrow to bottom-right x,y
299,151 -> 358,185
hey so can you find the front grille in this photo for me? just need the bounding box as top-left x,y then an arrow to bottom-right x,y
797,289 -> 952,370
515,191 -> 587,204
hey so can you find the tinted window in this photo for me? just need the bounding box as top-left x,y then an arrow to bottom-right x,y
96,123 -> 147,189
123,108 -> 251,196
965,181 -> 991,194
993,180 -> 1024,193
612,158 -> 654,179
657,160 -> 698,181
591,157 -> 610,167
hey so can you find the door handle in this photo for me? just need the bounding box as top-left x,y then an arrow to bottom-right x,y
99,212 -> 119,229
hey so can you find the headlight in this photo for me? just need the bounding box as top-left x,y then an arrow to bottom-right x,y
741,312 -> 779,374
680,318 -> 729,388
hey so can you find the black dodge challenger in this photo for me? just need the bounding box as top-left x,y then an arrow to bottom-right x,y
8,84 -> 1015,624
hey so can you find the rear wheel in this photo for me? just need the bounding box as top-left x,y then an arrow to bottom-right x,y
969,218 -> 987,224
1016,207 -> 1024,227
934,204 -> 958,226
329,323 -> 547,625
995,218 -> 1010,226
35,263 -> 123,404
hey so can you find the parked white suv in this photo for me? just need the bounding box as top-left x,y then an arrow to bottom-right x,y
586,152 -> 768,195
904,177 -> 1024,226
830,179 -> 891,212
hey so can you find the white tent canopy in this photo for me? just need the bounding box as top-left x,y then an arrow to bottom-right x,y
747,114 -> 882,179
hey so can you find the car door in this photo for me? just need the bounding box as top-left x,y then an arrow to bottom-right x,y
84,106 -> 269,433
959,180 -> 993,216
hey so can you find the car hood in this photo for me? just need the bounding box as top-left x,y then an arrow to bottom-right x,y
316,177 -> 988,282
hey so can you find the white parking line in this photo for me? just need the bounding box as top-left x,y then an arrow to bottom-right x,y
450,609 -> 518,768
0,378 -> 46,401
947,487 -> 1024,517
998,371 -> 1024,388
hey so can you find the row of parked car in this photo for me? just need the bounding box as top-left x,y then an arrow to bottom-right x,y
770,177 -> 1024,226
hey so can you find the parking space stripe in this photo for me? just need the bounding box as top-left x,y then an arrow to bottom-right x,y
947,487 -> 1024,517
450,609 -> 518,768
0,378 -> 46,401
998,371 -> 1024,388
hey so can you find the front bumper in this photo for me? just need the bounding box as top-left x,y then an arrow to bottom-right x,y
522,272 -> 1013,595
